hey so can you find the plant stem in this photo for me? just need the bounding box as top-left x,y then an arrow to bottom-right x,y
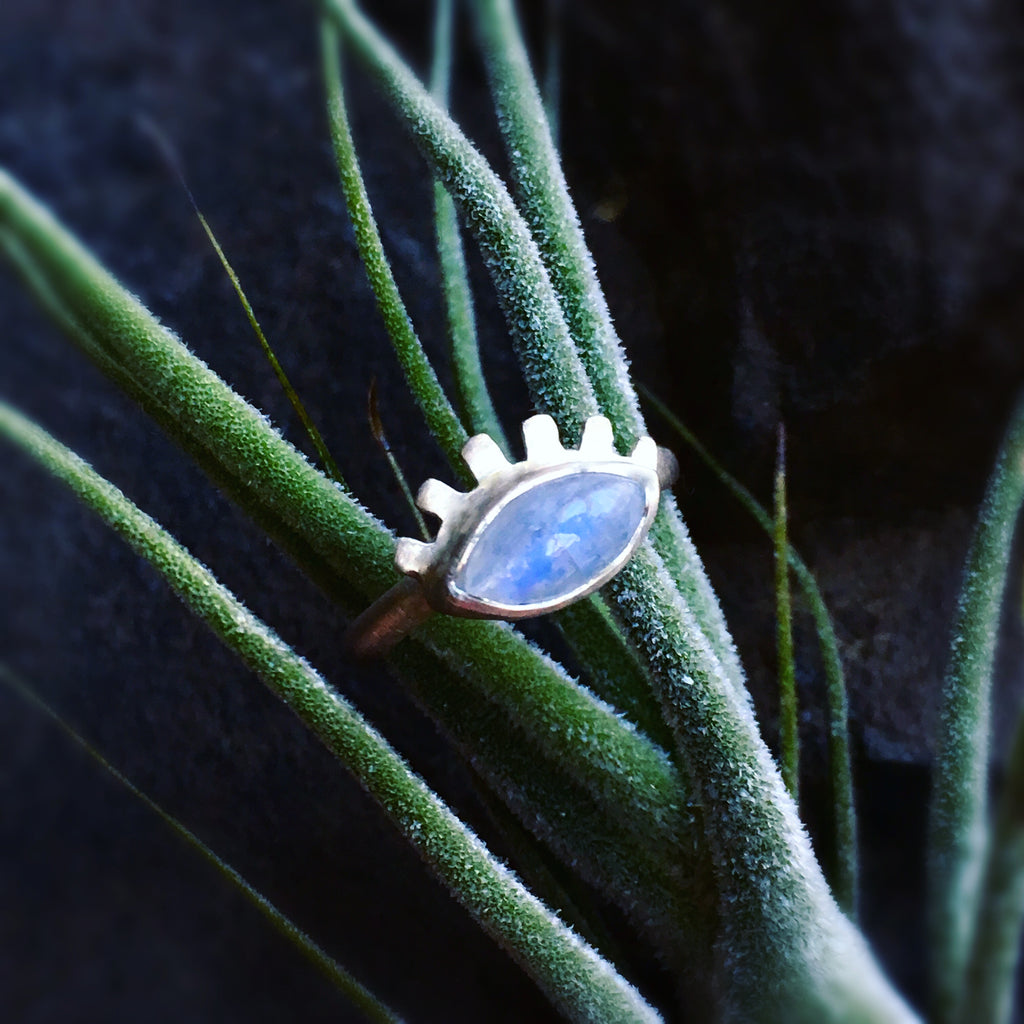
0,401 -> 661,1024
927,394 -> 1024,1023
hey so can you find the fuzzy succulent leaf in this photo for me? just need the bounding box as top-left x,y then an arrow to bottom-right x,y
958,703 -> 1024,1024
465,0 -> 748,708
774,428 -> 799,802
645,387 -> 858,914
470,0 -> 643,448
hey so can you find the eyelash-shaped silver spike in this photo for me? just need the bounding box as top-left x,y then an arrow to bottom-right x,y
394,537 -> 433,578
579,415 -> 615,457
522,413 -> 563,462
631,435 -> 659,473
461,432 -> 510,482
415,478 -> 463,521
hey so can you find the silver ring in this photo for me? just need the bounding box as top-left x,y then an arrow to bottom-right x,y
347,414 -> 678,658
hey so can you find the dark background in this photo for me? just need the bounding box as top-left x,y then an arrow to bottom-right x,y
3,0 -> 1024,1020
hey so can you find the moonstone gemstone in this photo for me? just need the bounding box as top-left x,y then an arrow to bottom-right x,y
453,472 -> 648,608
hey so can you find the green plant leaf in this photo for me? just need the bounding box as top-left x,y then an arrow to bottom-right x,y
958,700 -> 1024,1024
465,0 -> 747,704
541,0 -> 563,150
470,0 -> 642,448
368,377 -> 430,538
552,596 -> 675,754
322,0 -> 599,440
607,543 -> 914,1022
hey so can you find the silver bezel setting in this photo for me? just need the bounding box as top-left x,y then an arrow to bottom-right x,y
394,414 -> 662,620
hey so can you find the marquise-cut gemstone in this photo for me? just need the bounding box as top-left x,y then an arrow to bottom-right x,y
453,472 -> 647,607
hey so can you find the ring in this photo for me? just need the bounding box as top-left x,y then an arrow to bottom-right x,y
346,413 -> 678,658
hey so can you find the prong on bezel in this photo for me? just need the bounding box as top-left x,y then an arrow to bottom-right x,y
395,537 -> 433,578
630,435 -> 660,473
461,433 -> 510,482
579,415 -> 615,457
522,413 -> 562,462
416,478 -> 462,521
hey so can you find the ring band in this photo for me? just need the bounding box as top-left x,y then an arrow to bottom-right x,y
347,414 -> 677,658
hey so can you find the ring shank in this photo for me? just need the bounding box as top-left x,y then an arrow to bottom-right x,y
346,576 -> 435,658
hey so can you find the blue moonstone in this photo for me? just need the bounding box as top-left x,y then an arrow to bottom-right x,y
453,472 -> 647,608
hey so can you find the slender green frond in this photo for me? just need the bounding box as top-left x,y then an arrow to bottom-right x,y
429,0 -> 508,449
470,0 -> 747,729
320,20 -> 471,484
196,208 -> 345,485
774,426 -> 799,801
928,394 -> 1024,1023
368,378 -> 429,538
424,614 -> 686,841
643,385 -> 858,914
400,650 -> 708,959
0,403 -> 661,1024
468,0 -> 753,703
0,663 -> 403,1024
138,118 -> 344,484
321,0 -> 746,810
647,503 -> 750,704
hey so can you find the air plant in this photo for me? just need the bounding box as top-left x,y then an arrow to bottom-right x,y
2,2 -> 1023,1021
